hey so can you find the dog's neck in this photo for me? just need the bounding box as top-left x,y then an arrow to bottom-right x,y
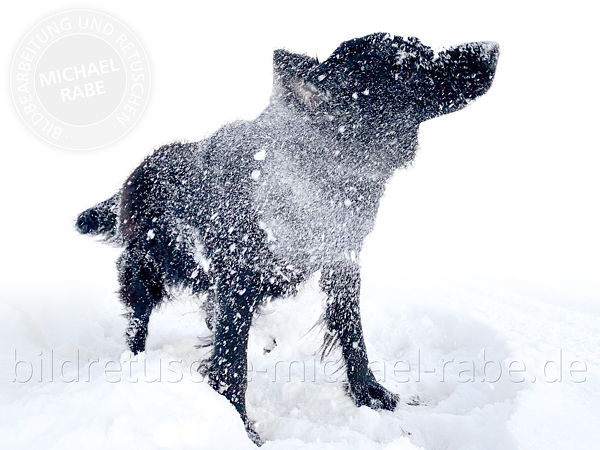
258,99 -> 418,182
249,100 -> 419,269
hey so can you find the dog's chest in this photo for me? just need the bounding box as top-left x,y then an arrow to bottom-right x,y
253,150 -> 385,270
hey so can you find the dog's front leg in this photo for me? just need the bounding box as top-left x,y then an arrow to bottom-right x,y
205,268 -> 264,446
320,260 -> 399,411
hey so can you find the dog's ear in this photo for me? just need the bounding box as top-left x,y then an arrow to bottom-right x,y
273,49 -> 317,80
419,42 -> 499,121
273,49 -> 323,108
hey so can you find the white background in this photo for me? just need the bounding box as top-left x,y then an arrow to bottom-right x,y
1,1 -> 599,449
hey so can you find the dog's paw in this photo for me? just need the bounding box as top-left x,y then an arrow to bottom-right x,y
348,379 -> 399,411
245,421 -> 264,447
119,349 -> 145,363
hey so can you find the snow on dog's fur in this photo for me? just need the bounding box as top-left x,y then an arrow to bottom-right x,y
76,33 -> 499,445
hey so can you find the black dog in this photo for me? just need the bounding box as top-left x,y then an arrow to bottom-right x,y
77,33 -> 499,444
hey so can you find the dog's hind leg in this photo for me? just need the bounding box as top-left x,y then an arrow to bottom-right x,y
320,261 -> 399,411
117,239 -> 166,354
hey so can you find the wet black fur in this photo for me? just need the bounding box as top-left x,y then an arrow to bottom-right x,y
76,33 -> 499,445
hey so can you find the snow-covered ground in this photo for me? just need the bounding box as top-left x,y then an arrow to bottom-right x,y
1,1 -> 599,449
2,241 -> 599,449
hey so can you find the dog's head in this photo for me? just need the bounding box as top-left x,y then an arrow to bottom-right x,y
273,33 -> 499,148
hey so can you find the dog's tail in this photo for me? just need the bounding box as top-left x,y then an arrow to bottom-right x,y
75,193 -> 121,243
